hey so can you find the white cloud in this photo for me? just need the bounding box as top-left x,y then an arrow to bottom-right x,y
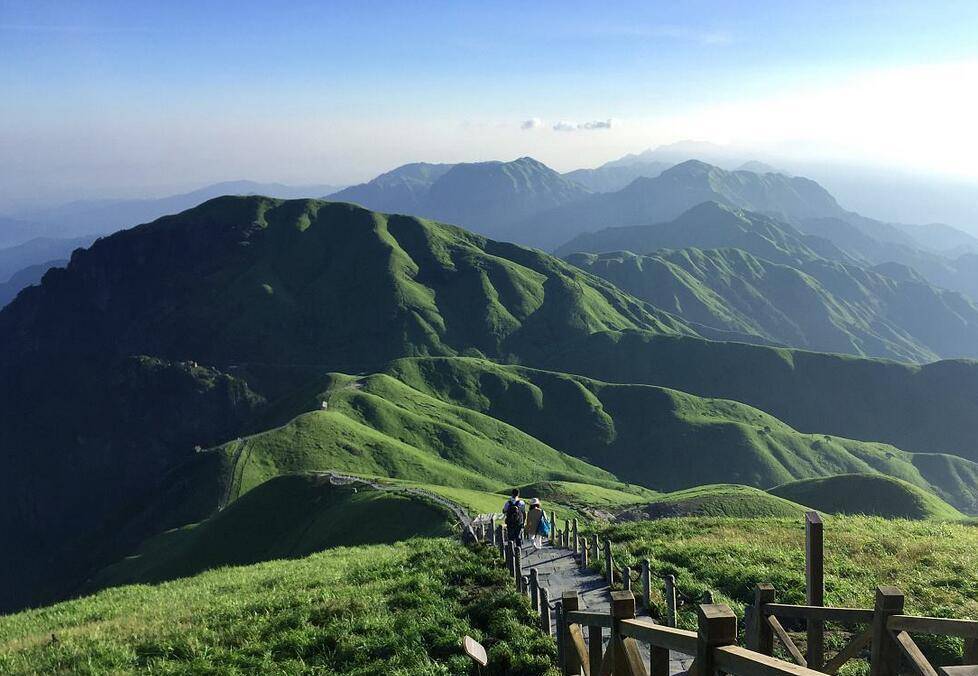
553,119 -> 615,132
520,118 -> 543,130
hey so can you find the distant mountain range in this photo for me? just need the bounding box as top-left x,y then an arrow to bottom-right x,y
565,204 -> 978,362
2,180 -> 341,247
328,157 -> 591,236
0,258 -> 66,308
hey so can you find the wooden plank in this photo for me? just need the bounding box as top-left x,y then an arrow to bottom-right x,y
939,667 -> 978,676
612,592 -> 636,676
623,637 -> 650,676
892,630 -> 939,676
806,511 -> 824,670
764,604 -> 874,624
822,628 -> 872,675
569,623 -> 590,676
620,619 -> 698,655
888,615 -> 978,639
714,645 -> 829,676
768,615 -> 807,667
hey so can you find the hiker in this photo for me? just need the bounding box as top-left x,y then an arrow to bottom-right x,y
525,498 -> 548,550
502,489 -> 526,546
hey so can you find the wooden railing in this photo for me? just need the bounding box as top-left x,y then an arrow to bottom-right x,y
559,589 -> 828,676
469,509 -> 978,676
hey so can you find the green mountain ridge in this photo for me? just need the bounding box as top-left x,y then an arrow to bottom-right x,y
568,244 -> 978,362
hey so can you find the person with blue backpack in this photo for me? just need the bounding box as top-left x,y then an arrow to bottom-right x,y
525,498 -> 550,550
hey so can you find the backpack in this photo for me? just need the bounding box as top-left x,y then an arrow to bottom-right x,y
538,513 -> 551,537
504,500 -> 525,533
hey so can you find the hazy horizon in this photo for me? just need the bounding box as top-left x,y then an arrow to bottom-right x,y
3,1 -> 978,208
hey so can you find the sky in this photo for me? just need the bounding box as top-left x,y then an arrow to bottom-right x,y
2,0 -> 978,204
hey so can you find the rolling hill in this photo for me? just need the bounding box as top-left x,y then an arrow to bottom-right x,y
619,484 -> 810,519
89,474 -> 460,589
768,474 -> 963,520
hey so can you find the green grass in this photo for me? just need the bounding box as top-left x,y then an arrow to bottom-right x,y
769,474 -> 963,520
89,474 -> 460,590
628,484 -> 810,519
595,516 -> 978,668
0,539 -> 556,675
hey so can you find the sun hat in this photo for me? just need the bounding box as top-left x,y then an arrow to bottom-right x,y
530,498 -> 541,505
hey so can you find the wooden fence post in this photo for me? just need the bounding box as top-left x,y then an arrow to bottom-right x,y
623,565 -> 632,592
641,559 -> 651,611
665,574 -> 677,628
604,539 -> 615,585
530,568 -> 540,612
806,511 -> 825,669
514,543 -> 523,589
573,519 -> 579,554
562,592 -> 583,676
496,525 -> 505,559
749,583 -> 775,654
555,601 -> 565,671
588,625 -> 603,675
564,519 -> 570,549
611,591 -> 636,674
521,574 -> 530,597
506,541 -> 515,575
490,516 -> 496,545
540,587 -> 552,636
550,511 -> 557,545
581,542 -> 589,569
697,604 -> 738,676
870,586 -> 905,676
965,638 -> 978,664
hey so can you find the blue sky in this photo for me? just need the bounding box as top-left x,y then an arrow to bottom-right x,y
2,0 -> 978,201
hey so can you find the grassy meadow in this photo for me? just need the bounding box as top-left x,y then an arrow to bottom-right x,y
594,515 -> 978,669
0,539 -> 555,675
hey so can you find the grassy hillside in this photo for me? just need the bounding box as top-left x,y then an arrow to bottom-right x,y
621,484 -> 810,519
568,246 -> 978,362
595,516 -> 978,666
210,370 -> 621,505
90,474 -> 460,589
380,357 -> 978,511
0,540 -> 555,675
539,330 -> 978,474
769,474 -> 963,520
